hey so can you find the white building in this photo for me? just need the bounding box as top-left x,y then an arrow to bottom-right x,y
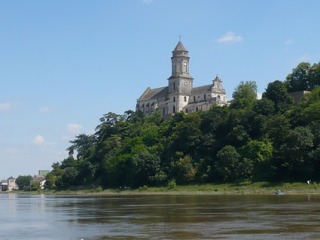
0,176 -> 19,191
136,40 -> 227,119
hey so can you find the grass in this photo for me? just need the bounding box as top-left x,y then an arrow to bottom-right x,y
133,182 -> 320,195
23,181 -> 320,196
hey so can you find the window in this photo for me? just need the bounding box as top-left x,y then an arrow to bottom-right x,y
173,97 -> 175,102
204,94 -> 206,100
173,82 -> 176,91
193,96 -> 196,102
183,62 -> 187,72
173,106 -> 176,113
184,96 -> 187,102
196,107 -> 198,112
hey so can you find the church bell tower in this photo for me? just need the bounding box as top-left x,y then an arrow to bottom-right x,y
167,40 -> 193,115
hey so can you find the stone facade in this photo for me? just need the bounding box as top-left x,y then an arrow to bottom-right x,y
0,176 -> 19,191
136,40 -> 227,119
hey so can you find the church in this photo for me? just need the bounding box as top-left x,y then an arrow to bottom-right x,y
136,40 -> 228,119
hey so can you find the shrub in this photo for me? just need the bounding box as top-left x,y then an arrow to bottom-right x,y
168,179 -> 176,189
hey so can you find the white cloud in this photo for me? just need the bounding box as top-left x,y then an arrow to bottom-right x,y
285,38 -> 294,45
217,32 -> 243,43
0,102 -> 11,111
67,123 -> 82,134
33,135 -> 45,146
39,106 -> 50,113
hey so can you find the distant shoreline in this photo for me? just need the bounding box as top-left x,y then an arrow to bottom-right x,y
6,182 -> 320,196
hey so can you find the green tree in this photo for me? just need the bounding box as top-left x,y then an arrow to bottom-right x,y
226,109 -> 250,147
31,182 -> 41,191
160,112 -> 201,176
130,147 -> 166,186
15,175 -> 32,190
95,112 -> 122,143
174,155 -> 196,184
301,88 -> 320,123
61,167 -> 79,187
171,113 -> 201,155
286,62 -> 311,92
252,98 -> 275,116
231,81 -> 257,109
214,145 -> 241,182
241,139 -> 273,180
60,156 -> 78,169
264,114 -> 291,149
311,147 -> 320,180
45,172 -> 57,189
279,126 -> 314,180
248,99 -> 275,139
141,123 -> 160,146
309,62 -> 320,89
263,80 -> 293,112
67,134 -> 95,160
199,105 -> 230,155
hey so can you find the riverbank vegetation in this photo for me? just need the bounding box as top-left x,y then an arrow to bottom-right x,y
40,61 -> 320,191
13,182 -> 320,196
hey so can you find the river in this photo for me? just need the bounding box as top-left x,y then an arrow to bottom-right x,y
1,193 -> 320,239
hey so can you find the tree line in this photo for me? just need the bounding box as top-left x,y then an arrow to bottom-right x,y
40,61 -> 320,190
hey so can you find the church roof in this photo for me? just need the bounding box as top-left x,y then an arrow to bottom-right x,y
138,86 -> 168,101
173,41 -> 187,52
191,84 -> 213,95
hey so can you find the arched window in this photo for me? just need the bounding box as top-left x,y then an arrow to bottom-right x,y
184,96 -> 187,102
183,62 -> 187,72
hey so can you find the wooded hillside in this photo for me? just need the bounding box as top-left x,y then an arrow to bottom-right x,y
45,62 -> 320,189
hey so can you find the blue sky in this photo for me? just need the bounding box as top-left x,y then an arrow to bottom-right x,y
1,0 -> 319,179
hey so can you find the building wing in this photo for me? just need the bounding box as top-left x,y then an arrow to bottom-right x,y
138,87 -> 168,101
191,84 -> 213,95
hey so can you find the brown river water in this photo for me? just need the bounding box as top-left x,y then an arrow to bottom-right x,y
1,193 -> 320,239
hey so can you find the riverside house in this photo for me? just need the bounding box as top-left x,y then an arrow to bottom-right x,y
0,176 -> 19,192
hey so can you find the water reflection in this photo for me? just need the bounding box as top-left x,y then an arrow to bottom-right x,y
0,194 -> 320,239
